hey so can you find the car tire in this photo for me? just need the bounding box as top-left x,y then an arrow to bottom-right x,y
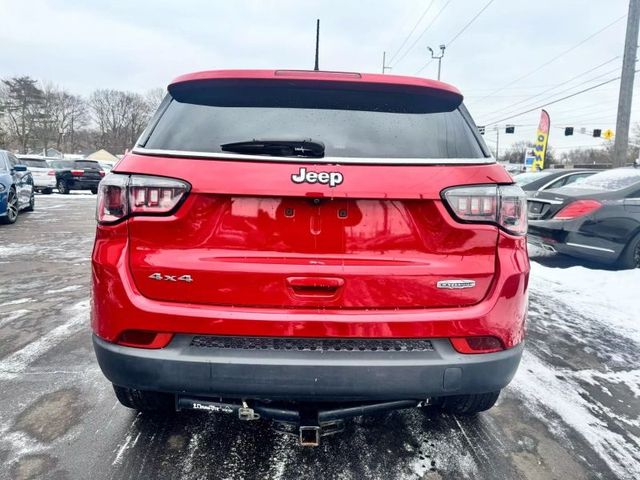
24,193 -> 35,212
57,180 -> 69,194
0,188 -> 19,225
617,232 -> 640,270
113,385 -> 175,412
438,391 -> 500,415
42,188 -> 53,195
58,180 -> 69,195
90,187 -> 98,195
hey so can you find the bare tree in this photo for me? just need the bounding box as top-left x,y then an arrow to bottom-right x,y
145,87 -> 166,112
90,89 -> 151,154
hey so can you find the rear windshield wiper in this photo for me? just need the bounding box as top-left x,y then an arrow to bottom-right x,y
220,139 -> 325,158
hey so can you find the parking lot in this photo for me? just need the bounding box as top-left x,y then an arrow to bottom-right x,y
0,194 -> 638,480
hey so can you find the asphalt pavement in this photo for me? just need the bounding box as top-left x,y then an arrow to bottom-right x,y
0,194 -> 638,480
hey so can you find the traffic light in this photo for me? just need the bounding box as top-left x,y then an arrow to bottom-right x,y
478,126 -> 485,135
593,129 -> 601,138
564,127 -> 574,136
505,125 -> 515,134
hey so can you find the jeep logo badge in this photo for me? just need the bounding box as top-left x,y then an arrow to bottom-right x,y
291,167 -> 343,188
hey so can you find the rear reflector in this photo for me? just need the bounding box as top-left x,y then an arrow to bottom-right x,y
450,337 -> 504,354
96,173 -> 190,224
443,185 -> 527,235
117,331 -> 173,349
554,200 -> 602,220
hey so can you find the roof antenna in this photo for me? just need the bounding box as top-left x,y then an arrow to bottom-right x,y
314,19 -> 320,71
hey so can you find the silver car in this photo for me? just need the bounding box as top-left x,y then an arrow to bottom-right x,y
16,155 -> 57,194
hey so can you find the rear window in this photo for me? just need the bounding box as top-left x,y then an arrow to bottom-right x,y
141,82 -> 487,160
75,161 -> 101,169
20,158 -> 49,168
513,171 -> 554,186
50,160 -> 74,169
571,168 -> 640,191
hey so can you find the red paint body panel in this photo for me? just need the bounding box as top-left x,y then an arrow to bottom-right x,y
169,69 -> 462,97
115,153 -> 511,199
92,225 -> 528,348
91,70 -> 529,359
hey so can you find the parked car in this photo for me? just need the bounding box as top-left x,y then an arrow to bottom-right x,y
528,167 -> 640,269
99,162 -> 114,173
91,70 -> 529,445
0,150 -> 35,224
16,155 -> 57,194
49,159 -> 105,194
514,169 -> 596,195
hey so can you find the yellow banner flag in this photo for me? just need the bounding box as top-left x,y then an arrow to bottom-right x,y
532,109 -> 550,172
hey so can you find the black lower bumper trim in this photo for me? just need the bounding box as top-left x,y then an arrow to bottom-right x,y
93,334 -> 524,401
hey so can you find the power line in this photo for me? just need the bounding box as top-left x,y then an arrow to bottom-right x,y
484,72 -> 633,126
390,0 -> 452,68
415,0 -> 496,75
478,55 -> 621,119
445,0 -> 495,48
482,65 -> 624,124
470,14 -> 627,105
387,0 -> 437,65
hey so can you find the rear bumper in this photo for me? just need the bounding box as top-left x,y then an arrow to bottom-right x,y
33,177 -> 56,188
93,334 -> 523,401
528,221 -> 621,263
68,179 -> 101,189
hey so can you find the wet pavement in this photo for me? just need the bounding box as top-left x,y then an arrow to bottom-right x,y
0,194 -> 638,480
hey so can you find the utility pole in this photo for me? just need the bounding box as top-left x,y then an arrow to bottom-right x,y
382,51 -> 392,74
427,45 -> 446,80
314,19 -> 320,71
495,126 -> 500,161
613,0 -> 640,167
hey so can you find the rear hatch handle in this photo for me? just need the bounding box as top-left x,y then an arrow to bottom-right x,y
286,276 -> 344,298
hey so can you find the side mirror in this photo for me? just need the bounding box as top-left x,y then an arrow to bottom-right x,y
14,164 -> 28,172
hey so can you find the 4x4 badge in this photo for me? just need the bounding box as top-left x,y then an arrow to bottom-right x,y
149,273 -> 193,283
291,167 -> 343,188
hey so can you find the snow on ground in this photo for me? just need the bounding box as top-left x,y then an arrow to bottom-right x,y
513,351 -> 640,479
518,258 -> 640,478
529,261 -> 640,344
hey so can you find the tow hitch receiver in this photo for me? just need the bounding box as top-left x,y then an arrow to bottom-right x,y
177,396 -> 422,446
299,426 -> 321,447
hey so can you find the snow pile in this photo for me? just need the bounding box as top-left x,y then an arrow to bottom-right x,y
529,262 -> 640,344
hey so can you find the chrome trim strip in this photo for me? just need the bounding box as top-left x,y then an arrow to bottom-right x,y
566,242 -> 615,253
527,198 -> 564,205
131,147 -> 495,165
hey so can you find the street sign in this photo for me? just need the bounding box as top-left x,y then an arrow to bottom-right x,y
603,129 -> 615,140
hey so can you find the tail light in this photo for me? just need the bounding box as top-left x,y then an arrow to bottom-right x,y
450,336 -> 504,354
47,170 -> 56,176
443,185 -> 527,235
96,173 -> 190,224
99,170 -> 105,177
70,169 -> 84,176
554,200 -> 602,220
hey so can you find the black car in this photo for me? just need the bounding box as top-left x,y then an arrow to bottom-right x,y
514,169 -> 596,195
49,159 -> 105,194
527,168 -> 640,269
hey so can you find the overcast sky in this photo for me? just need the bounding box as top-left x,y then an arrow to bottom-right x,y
0,0 -> 635,154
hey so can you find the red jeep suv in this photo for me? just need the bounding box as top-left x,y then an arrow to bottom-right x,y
92,70 -> 529,445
